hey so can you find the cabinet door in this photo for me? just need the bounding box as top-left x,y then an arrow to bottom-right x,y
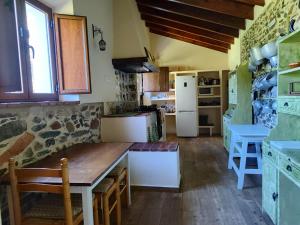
54,14 -> 91,94
143,67 -> 169,92
143,73 -> 160,92
262,159 -> 278,224
159,67 -> 169,92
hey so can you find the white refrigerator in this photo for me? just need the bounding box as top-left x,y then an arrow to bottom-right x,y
176,75 -> 198,137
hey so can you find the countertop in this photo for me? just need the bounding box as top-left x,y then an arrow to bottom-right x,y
102,112 -> 153,118
270,141 -> 300,166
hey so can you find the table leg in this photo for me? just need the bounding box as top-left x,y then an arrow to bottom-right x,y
7,186 -> 15,225
126,154 -> 132,206
228,134 -> 236,169
237,140 -> 248,190
255,143 -> 262,171
81,187 -> 94,225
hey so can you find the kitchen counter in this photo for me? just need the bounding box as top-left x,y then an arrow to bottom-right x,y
270,141 -> 300,167
102,112 -> 153,118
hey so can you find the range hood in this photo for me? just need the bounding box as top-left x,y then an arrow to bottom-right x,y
112,48 -> 159,73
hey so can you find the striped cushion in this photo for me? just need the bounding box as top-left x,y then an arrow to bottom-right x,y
24,194 -> 82,219
93,178 -> 114,193
108,166 -> 125,177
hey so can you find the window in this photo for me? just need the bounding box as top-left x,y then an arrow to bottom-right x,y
0,0 -> 57,102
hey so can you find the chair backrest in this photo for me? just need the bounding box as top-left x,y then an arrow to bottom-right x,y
9,158 -> 73,225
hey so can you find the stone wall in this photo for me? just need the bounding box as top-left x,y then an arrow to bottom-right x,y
241,0 -> 300,62
0,102 -> 103,225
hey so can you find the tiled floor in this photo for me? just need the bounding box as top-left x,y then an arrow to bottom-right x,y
121,136 -> 273,225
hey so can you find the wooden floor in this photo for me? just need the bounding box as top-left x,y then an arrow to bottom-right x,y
121,136 -> 273,225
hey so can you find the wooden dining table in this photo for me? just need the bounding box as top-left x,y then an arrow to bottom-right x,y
2,142 -> 133,225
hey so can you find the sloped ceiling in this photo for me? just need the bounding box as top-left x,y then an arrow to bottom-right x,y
136,0 -> 265,53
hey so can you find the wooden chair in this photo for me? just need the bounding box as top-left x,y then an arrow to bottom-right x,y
108,166 -> 129,208
9,158 -> 99,225
93,178 -> 121,225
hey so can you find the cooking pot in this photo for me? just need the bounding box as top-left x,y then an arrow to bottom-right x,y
261,41 -> 278,59
248,58 -> 257,72
250,46 -> 264,65
269,55 -> 278,67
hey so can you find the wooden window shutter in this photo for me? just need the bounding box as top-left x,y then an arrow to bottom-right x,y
54,14 -> 91,94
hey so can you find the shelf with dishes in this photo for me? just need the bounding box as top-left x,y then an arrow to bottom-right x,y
278,67 -> 300,75
198,95 -> 221,99
198,105 -> 221,109
151,97 -> 175,101
165,113 -> 176,116
198,85 -> 221,88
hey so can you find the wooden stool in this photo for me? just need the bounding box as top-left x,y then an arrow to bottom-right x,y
108,166 -> 129,208
94,178 -> 121,225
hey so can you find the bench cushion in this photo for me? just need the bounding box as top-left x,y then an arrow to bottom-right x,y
129,142 -> 179,152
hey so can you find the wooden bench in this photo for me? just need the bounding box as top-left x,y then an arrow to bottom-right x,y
199,125 -> 215,136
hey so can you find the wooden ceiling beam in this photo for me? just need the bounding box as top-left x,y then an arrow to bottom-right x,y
147,23 -> 231,49
232,0 -> 265,6
140,10 -> 239,37
168,0 -> 254,19
136,0 -> 245,29
150,29 -> 228,53
143,17 -> 235,44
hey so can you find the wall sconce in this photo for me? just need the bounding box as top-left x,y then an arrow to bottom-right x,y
92,24 -> 106,51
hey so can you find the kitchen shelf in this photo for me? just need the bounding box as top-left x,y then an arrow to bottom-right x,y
198,85 -> 221,88
198,105 -> 221,109
151,98 -> 175,101
198,95 -> 221,99
165,113 -> 176,116
279,67 -> 300,75
258,97 -> 277,100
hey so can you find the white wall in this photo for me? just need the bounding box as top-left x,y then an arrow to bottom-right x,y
73,0 -> 118,103
150,33 -> 229,70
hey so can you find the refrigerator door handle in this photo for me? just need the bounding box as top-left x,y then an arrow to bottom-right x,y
178,110 -> 195,113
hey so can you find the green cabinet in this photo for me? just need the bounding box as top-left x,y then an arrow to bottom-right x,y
223,64 -> 252,150
262,141 -> 300,225
278,96 -> 300,116
262,143 -> 278,224
223,116 -> 231,151
229,73 -> 238,104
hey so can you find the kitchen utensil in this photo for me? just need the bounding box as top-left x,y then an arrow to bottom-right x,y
261,41 -> 278,59
248,60 -> 257,72
269,55 -> 278,67
260,73 -> 272,90
262,103 -> 273,114
272,101 -> 277,110
250,46 -> 264,65
271,86 -> 278,97
289,62 -> 300,68
266,71 -> 277,86
253,100 -> 262,110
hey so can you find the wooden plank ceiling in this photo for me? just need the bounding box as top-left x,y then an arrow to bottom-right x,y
136,0 -> 264,53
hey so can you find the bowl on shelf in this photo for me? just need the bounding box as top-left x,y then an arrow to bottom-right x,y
288,62 -> 300,69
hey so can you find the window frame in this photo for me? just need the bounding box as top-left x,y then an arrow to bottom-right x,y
0,0 -> 58,102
